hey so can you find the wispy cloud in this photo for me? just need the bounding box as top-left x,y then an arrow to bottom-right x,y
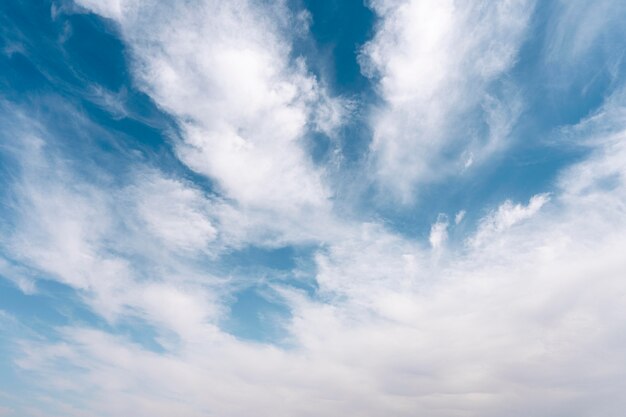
360,0 -> 535,200
2,1 -> 626,416
74,0 -> 344,217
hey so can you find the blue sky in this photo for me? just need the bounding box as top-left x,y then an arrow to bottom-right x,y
1,0 -> 626,416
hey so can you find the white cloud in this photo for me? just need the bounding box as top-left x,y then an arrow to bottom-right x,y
545,0 -> 626,66
74,0 -> 343,218
0,256 -> 37,294
469,193 -> 550,247
282,96 -> 626,416
0,110 -> 226,332
429,214 -> 449,250
131,173 -> 217,252
314,222 -> 424,308
361,0 -> 534,200
454,210 -> 466,225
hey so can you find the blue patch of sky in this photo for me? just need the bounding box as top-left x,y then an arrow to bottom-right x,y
291,0 -> 376,167
220,284 -> 293,344
0,279 -> 69,334
208,243 -> 321,343
220,246 -> 299,272
0,277 -> 101,409
218,244 -> 319,296
0,1 -> 199,185
296,0 -> 375,95
511,2 -> 625,131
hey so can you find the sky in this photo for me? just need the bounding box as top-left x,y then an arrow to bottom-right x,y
1,0 -> 626,416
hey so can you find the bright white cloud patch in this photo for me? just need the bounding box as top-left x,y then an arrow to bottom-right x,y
133,173 -> 217,252
429,214 -> 449,250
470,193 -> 550,247
361,0 -> 534,200
75,0 -> 338,215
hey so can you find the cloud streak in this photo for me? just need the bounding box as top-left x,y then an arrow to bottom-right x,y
361,0 -> 535,200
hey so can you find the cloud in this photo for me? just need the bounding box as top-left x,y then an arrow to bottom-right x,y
0,105 -> 226,332
454,210 -> 466,225
0,256 -> 37,294
429,214 -> 449,250
131,173 -> 217,252
545,0 -> 626,67
360,0 -> 535,200
469,193 -> 550,247
73,0 -> 344,218
283,94 -> 626,416
3,2 -> 626,417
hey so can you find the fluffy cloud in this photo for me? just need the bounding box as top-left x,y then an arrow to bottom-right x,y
131,173 -> 217,252
74,0 -> 342,217
287,95 -> 626,416
360,0 -> 534,200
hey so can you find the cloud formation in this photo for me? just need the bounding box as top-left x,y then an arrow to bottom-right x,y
1,1 -> 626,416
74,0 -> 341,216
361,0 -> 534,200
